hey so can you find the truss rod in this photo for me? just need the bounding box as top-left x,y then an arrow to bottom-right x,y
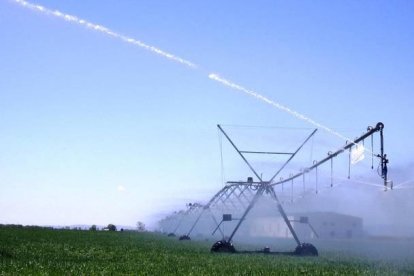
186,186 -> 229,236
269,128 -> 318,183
227,185 -> 266,242
240,151 -> 294,155
218,124 -> 262,181
268,186 -> 301,246
271,122 -> 386,187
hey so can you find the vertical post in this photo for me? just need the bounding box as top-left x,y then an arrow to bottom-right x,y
315,166 -> 318,194
313,160 -> 318,194
379,125 -> 388,188
330,158 -> 333,187
371,134 -> 374,169
348,148 -> 351,179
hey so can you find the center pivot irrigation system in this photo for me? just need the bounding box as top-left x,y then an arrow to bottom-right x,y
173,122 -> 389,256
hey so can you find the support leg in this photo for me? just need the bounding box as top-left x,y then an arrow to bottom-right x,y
227,186 -> 266,242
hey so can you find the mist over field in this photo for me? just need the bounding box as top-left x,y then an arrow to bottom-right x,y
1,2 -> 413,274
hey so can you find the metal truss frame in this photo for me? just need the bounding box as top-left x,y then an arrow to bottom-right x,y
183,122 -> 387,253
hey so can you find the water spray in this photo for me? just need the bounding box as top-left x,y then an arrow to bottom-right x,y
180,122 -> 388,255
208,74 -> 353,144
12,0 -> 197,68
12,0 -> 395,253
12,0 -> 370,150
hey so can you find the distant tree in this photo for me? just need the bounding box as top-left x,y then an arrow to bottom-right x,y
136,221 -> 146,232
90,225 -> 97,231
107,224 -> 117,231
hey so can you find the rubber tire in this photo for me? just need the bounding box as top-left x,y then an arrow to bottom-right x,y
294,243 -> 318,256
211,240 -> 236,253
179,235 -> 191,241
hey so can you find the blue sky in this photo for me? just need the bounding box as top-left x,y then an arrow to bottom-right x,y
1,0 -> 413,228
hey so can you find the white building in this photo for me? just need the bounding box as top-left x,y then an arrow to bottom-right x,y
248,212 -> 363,240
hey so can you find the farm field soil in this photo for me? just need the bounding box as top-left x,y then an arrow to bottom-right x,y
0,227 -> 412,275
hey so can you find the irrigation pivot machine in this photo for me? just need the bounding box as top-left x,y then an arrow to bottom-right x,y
178,122 -> 389,256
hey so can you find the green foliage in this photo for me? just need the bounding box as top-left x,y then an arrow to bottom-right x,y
106,224 -> 116,231
0,227 -> 411,275
89,225 -> 97,231
136,221 -> 146,232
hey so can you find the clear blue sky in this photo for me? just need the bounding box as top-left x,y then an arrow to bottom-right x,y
1,0 -> 413,228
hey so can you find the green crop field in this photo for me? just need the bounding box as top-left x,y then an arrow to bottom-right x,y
0,226 -> 412,275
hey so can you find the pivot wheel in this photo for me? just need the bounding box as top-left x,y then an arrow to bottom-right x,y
294,243 -> 318,256
178,235 -> 191,241
211,240 -> 236,253
167,233 -> 176,237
